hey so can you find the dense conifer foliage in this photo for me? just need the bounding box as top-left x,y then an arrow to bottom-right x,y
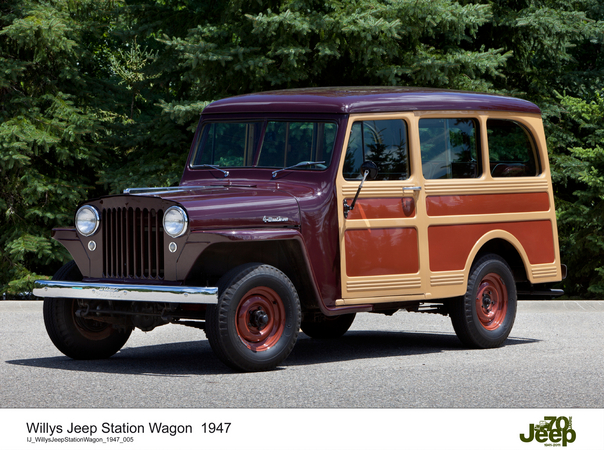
1,0 -> 603,297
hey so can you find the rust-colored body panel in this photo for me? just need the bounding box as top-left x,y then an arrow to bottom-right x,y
426,193 -> 550,216
428,221 -> 556,272
346,198 -> 416,220
344,228 -> 419,276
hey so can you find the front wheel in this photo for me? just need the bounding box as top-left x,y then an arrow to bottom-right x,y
43,261 -> 132,359
205,263 -> 301,372
450,254 -> 517,348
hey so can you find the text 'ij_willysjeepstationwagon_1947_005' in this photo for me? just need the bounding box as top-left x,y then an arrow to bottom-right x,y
34,87 -> 567,372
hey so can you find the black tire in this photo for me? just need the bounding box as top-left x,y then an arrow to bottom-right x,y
450,254 -> 517,348
205,263 -> 301,372
301,313 -> 356,339
43,261 -> 132,359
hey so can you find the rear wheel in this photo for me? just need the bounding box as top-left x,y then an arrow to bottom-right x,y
450,254 -> 517,348
43,261 -> 133,359
301,313 -> 356,339
205,263 -> 301,372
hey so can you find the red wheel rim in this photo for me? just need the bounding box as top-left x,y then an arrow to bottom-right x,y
475,273 -> 508,331
71,300 -> 112,340
236,287 -> 285,352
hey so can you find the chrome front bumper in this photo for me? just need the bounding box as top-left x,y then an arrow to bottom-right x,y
33,280 -> 218,304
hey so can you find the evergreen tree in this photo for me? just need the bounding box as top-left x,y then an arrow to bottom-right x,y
0,0 -> 117,294
162,0 -> 509,103
2,0 -> 604,297
95,0 -> 215,193
549,92 -> 604,297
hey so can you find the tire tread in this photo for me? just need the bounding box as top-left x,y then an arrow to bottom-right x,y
43,261 -> 132,359
450,253 -> 517,349
206,263 -> 301,372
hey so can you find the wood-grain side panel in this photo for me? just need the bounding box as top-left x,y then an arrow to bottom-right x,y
428,221 -> 555,271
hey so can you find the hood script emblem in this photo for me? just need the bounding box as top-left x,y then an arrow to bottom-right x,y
263,216 -> 289,223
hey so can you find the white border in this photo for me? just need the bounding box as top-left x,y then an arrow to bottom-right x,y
2,408 -> 603,450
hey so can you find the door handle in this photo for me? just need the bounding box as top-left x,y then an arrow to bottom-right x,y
402,186 -> 422,193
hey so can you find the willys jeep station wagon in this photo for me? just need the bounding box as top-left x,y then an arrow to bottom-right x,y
34,87 -> 565,372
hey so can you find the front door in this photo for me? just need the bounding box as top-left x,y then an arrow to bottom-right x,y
336,114 -> 426,306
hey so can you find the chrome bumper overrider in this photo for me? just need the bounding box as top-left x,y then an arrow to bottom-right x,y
33,280 -> 218,304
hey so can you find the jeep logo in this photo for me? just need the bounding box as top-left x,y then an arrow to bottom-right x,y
520,416 -> 576,447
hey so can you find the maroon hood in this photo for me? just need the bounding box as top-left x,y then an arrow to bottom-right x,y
144,186 -> 301,231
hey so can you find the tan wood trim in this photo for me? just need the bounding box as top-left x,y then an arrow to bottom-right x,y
335,111 -> 563,305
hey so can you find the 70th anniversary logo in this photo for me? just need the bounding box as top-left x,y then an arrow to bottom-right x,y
520,416 -> 576,447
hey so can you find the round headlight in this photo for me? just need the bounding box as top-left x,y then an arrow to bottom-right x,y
163,206 -> 188,238
75,205 -> 100,236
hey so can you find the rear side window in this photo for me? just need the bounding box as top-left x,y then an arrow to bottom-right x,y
419,118 -> 480,179
342,119 -> 409,180
487,119 -> 539,177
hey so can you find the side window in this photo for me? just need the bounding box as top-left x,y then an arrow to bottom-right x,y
419,118 -> 480,179
487,119 -> 539,177
342,119 -> 409,180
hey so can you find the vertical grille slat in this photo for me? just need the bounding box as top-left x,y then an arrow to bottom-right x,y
134,208 -> 140,277
147,210 -> 152,278
102,209 -> 108,277
110,207 -> 116,277
102,206 -> 164,280
155,210 -> 163,278
125,208 -> 131,278
116,207 -> 122,278
141,208 -> 146,278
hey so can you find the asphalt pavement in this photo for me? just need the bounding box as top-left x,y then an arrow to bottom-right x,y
1,300 -> 603,408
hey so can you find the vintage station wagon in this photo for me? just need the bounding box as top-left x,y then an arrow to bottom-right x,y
34,87 -> 565,371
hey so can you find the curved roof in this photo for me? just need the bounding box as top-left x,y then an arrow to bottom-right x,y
202,87 -> 541,115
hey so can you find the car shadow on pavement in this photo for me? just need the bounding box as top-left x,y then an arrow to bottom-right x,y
289,330 -> 538,366
5,330 -> 538,376
6,339 -> 226,376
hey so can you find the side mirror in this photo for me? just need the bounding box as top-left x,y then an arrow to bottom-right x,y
344,161 -> 379,218
360,161 -> 378,180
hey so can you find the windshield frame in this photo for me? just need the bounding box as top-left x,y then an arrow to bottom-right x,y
189,117 -> 339,172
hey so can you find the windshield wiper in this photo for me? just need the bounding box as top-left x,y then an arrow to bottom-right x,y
271,161 -> 325,179
197,164 -> 229,178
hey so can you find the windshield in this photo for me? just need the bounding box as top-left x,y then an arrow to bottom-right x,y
191,121 -> 338,170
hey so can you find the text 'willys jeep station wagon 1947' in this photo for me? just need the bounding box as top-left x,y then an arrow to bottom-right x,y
34,87 -> 566,372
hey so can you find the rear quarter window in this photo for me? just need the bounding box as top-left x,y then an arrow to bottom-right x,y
487,119 -> 539,177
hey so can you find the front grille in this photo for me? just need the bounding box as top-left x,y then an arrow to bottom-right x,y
102,207 -> 164,280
